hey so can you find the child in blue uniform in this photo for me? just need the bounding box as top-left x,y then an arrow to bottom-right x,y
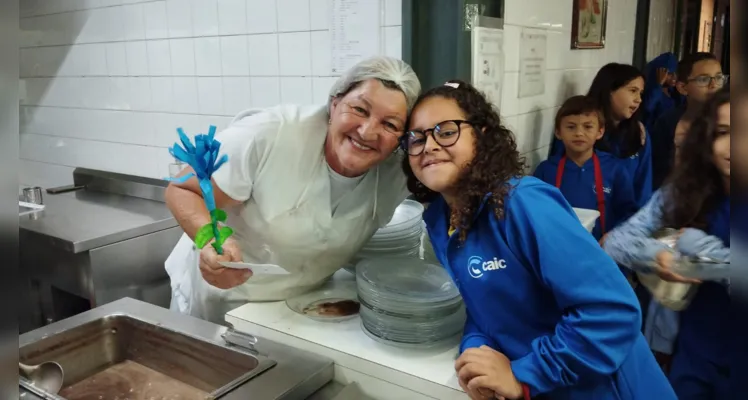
550,63 -> 652,207
534,95 -> 638,241
651,52 -> 725,190
400,80 -> 675,400
604,87 -> 731,399
642,52 -> 682,131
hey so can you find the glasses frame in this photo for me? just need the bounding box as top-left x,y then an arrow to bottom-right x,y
687,74 -> 729,88
400,119 -> 475,156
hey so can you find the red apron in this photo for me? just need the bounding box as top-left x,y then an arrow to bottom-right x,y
555,154 -> 606,234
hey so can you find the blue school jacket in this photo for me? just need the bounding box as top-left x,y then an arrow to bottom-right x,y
669,196 -> 731,398
550,133 -> 653,208
424,177 -> 675,400
650,106 -> 686,191
533,151 -> 638,240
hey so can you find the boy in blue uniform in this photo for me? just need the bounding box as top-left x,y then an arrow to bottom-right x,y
400,80 -> 675,400
550,64 -> 652,208
650,52 -> 726,190
534,96 -> 638,241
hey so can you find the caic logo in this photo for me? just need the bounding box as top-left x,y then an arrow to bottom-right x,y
592,184 -> 612,195
467,256 -> 507,278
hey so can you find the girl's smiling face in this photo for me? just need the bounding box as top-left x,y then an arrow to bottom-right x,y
406,97 -> 476,198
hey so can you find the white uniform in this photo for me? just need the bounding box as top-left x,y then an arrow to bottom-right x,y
165,105 -> 408,324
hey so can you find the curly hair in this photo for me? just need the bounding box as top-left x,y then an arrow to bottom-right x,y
401,80 -> 525,241
662,86 -> 730,230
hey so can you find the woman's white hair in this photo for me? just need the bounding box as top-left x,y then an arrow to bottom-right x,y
327,56 -> 421,112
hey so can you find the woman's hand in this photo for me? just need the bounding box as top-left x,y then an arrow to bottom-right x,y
653,250 -> 700,284
455,346 -> 524,400
199,238 -> 252,289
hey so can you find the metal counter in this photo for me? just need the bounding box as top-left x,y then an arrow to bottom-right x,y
20,168 -> 182,332
20,188 -> 176,253
19,298 -> 334,400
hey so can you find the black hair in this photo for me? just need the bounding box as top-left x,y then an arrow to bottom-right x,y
676,52 -> 719,82
401,80 -> 525,241
587,63 -> 645,158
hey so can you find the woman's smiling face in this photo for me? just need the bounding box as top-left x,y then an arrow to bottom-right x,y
326,79 -> 407,177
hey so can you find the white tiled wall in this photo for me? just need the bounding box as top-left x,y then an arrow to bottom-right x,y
19,0 -> 403,187
500,0 -> 638,171
19,0 -> 639,186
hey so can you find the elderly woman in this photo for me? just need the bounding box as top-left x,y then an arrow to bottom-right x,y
164,56 -> 421,323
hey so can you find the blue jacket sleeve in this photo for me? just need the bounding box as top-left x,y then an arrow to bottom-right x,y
633,130 -> 653,207
643,83 -> 666,130
460,310 -> 496,353
610,167 -> 638,230
603,190 -> 670,272
676,228 -> 731,261
503,182 -> 642,396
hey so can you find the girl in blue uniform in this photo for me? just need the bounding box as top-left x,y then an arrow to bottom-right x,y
604,87 -> 731,399
551,63 -> 652,207
534,95 -> 638,241
400,80 -> 675,400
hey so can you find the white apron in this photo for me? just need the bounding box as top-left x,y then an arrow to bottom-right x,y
165,105 -> 407,324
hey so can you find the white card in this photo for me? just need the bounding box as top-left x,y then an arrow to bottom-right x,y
219,262 -> 291,275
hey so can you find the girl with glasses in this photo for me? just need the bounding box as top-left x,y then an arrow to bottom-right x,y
401,80 -> 675,400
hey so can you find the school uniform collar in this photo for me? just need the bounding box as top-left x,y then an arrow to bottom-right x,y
422,177 -> 522,235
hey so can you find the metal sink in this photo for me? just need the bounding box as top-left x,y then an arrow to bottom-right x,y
21,314 -> 274,399
20,298 -> 334,400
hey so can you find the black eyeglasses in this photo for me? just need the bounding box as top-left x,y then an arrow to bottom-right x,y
400,120 -> 475,156
687,74 -> 729,88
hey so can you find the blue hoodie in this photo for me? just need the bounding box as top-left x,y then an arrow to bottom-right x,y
424,176 -> 675,399
533,151 -> 638,240
643,53 -> 683,131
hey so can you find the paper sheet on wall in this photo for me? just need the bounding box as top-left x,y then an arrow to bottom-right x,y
330,0 -> 382,75
471,27 -> 504,110
518,28 -> 547,98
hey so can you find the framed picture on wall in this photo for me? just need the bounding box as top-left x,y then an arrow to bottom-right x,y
571,0 -> 608,49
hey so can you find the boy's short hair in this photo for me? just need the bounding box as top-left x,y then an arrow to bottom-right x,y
676,52 -> 719,82
554,95 -> 605,130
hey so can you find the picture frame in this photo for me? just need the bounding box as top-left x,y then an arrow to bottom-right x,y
571,0 -> 608,49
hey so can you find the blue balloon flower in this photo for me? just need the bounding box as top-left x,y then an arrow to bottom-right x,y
166,125 -> 233,254
167,125 -> 228,211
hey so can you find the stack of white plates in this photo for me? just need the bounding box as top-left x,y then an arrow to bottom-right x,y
356,257 -> 465,349
420,222 -> 440,265
356,200 -> 425,261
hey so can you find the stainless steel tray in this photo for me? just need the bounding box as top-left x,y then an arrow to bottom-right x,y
20,298 -> 334,400
20,314 -> 275,399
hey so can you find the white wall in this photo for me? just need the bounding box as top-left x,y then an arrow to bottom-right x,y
646,0 -> 677,61
18,0 -> 403,187
500,0 -> 638,171
19,0 -> 640,186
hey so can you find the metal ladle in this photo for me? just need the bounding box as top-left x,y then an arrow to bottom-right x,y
19,361 -> 64,394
